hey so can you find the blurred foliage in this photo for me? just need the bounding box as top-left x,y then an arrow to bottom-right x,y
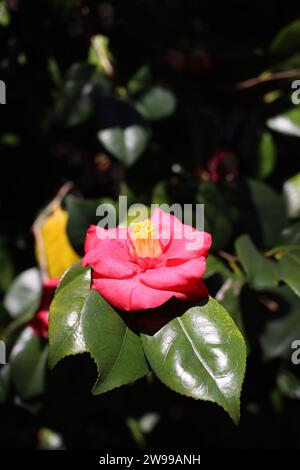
1,0 -> 300,450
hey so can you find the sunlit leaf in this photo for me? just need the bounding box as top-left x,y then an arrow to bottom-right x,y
283,173 -> 300,218
4,268 -> 41,319
141,297 -> 246,424
98,126 -> 150,167
267,108 -> 300,138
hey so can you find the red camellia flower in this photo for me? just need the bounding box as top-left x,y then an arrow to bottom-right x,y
82,208 -> 212,311
29,277 -> 60,338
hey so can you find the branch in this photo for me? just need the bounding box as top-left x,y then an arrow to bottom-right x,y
236,69 -> 300,90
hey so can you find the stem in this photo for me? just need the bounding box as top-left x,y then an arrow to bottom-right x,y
236,69 -> 300,90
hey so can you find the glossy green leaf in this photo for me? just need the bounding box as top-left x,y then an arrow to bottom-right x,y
98,126 -> 150,167
4,268 -> 41,319
49,266 -> 92,367
135,87 -> 176,121
49,263 -> 149,393
216,277 -> 246,338
279,249 -> 300,298
141,297 -> 246,424
283,173 -> 300,218
235,235 -> 279,289
10,327 -> 48,400
267,107 -> 300,138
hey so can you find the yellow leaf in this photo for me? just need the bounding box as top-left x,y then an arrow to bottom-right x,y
36,206 -> 80,279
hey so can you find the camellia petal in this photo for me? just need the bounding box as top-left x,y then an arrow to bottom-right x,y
82,241 -> 137,279
140,257 -> 207,290
84,225 -> 129,252
92,275 -> 177,311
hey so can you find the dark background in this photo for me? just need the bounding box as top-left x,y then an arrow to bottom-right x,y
1,0 -> 300,450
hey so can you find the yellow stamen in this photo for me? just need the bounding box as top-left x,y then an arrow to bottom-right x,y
131,219 -> 162,258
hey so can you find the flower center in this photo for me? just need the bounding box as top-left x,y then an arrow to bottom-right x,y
131,219 -> 162,258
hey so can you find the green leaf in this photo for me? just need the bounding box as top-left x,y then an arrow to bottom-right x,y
233,179 -> 288,248
270,19 -> 300,63
49,263 -> 149,393
135,87 -> 176,121
151,180 -> 170,205
81,291 -> 149,394
4,268 -> 41,319
215,277 -> 246,338
260,286 -> 300,359
0,133 -> 21,146
277,370 -> 300,399
279,249 -> 300,298
267,107 -> 300,138
204,254 -> 229,279
127,65 -> 152,94
0,1 -> 10,28
10,327 -> 48,400
257,132 -> 277,179
271,53 -> 300,72
55,63 -> 110,128
281,222 -> 300,244
283,173 -> 300,218
197,181 -> 233,251
49,266 -> 92,367
98,126 -> 150,167
141,297 -> 246,424
55,260 -> 86,295
65,195 -> 117,255
235,235 -> 279,289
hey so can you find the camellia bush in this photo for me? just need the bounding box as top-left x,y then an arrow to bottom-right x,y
49,209 -> 246,424
1,0 -> 300,450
